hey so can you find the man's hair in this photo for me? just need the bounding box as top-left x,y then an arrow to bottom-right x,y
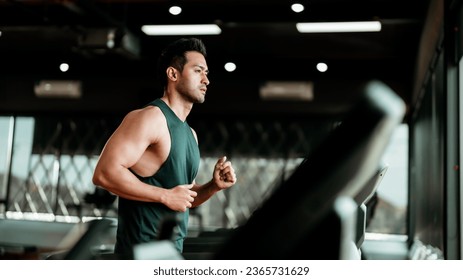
157,37 -> 207,89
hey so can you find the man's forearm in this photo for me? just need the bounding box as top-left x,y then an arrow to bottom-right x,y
191,180 -> 220,207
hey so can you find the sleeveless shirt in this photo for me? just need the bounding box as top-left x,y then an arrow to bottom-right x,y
114,99 -> 200,255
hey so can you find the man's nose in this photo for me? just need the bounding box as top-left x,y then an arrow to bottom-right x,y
203,75 -> 210,85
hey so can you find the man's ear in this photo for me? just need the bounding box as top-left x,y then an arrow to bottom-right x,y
167,67 -> 177,81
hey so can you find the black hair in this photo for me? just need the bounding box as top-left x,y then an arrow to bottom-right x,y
157,37 -> 207,89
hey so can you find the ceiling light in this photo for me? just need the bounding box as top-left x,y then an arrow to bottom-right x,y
296,21 -> 381,33
59,63 -> 69,72
291,3 -> 304,13
316,62 -> 328,72
141,24 -> 222,36
169,6 -> 182,15
224,62 -> 236,72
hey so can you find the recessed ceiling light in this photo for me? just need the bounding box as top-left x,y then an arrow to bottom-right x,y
316,62 -> 328,72
169,6 -> 182,15
60,63 -> 69,72
291,3 -> 304,13
224,62 -> 236,72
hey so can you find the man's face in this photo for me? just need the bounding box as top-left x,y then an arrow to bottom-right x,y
175,51 -> 210,104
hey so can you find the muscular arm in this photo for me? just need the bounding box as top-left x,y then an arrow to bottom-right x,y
92,107 -> 196,212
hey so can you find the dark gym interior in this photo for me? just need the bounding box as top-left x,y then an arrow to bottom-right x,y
1,0 -> 461,261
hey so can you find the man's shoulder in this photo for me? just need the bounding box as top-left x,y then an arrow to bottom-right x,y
124,105 -> 165,124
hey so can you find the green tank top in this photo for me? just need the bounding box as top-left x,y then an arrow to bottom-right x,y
115,99 -> 200,255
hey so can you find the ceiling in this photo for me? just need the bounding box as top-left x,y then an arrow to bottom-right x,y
0,0 -> 431,118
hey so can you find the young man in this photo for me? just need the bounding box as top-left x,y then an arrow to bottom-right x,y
92,38 -> 237,257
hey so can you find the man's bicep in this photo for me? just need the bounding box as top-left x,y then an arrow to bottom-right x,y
100,107 -> 162,169
112,132 -> 153,169
102,113 -> 155,169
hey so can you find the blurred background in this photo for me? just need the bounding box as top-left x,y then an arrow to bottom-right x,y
0,0 -> 435,259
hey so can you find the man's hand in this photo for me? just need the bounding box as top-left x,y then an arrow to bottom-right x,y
213,156 -> 237,190
163,184 -> 197,212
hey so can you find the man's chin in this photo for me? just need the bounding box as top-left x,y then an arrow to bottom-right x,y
196,96 -> 206,104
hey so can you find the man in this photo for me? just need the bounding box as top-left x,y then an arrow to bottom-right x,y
92,38 -> 237,257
